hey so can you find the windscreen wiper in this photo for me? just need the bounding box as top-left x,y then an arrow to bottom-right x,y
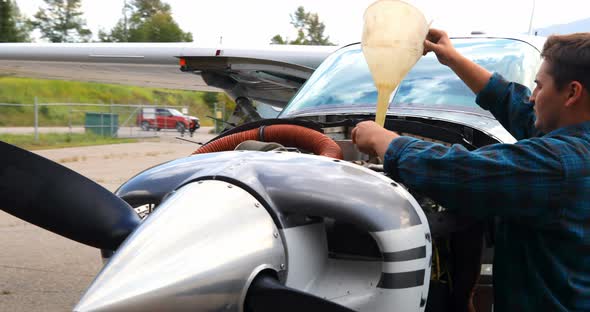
206,115 -> 237,128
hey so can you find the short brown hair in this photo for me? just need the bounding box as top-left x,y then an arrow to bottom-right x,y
541,33 -> 590,91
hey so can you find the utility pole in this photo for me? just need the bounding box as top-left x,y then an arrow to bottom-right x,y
34,96 -> 39,143
527,0 -> 536,35
214,102 -> 218,132
123,0 -> 129,41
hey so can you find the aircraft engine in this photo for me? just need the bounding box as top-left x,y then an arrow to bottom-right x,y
76,151 -> 432,312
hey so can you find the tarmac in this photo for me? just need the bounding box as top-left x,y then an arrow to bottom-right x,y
0,128 -> 215,311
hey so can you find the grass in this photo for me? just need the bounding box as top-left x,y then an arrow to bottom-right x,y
58,155 -> 88,163
103,152 -> 129,159
0,132 -> 137,150
0,77 -> 236,127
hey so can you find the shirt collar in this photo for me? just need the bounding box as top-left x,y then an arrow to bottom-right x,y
544,120 -> 590,137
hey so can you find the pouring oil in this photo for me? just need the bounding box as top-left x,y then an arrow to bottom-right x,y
362,0 -> 429,127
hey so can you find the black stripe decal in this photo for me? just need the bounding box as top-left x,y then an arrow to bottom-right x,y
382,246 -> 426,262
377,270 -> 425,289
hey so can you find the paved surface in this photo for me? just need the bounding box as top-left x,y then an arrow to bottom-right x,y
0,126 -> 212,139
0,128 -> 216,311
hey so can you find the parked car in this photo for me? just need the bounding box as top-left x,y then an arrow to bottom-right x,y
136,107 -> 200,136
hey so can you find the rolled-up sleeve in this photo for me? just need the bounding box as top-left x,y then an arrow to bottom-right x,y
476,72 -> 540,140
383,136 -> 419,178
383,136 -> 564,220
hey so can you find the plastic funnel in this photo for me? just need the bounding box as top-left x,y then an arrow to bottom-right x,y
362,0 -> 428,126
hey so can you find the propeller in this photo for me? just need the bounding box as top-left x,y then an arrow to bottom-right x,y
0,141 -> 140,250
245,273 -> 357,312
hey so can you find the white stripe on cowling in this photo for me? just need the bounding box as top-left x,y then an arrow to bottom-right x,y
381,258 -> 428,273
370,225 -> 428,252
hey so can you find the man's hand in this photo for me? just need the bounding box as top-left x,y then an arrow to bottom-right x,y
423,28 -> 492,94
351,121 -> 399,159
423,28 -> 459,66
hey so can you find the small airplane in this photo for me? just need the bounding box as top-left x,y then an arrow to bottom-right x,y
0,34 -> 544,311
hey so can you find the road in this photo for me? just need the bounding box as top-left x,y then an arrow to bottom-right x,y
0,129 -> 216,311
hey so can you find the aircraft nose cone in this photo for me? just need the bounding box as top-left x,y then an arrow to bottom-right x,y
75,180 -> 285,312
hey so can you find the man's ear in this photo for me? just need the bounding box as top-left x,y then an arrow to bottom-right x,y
564,81 -> 584,108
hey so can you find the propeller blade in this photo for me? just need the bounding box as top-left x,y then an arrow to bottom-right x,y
0,141 -> 140,250
245,273 -> 357,312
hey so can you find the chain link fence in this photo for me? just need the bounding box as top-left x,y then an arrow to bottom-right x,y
0,98 -> 199,141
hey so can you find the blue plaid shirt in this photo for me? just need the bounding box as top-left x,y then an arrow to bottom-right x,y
384,73 -> 590,311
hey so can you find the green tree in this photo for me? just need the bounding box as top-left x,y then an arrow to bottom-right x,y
99,0 -> 132,42
0,0 -> 31,42
202,92 -> 218,109
101,0 -> 192,42
271,6 -> 334,45
30,0 -> 91,42
98,21 -> 127,42
131,0 -> 170,20
128,12 -> 192,42
270,34 -> 286,45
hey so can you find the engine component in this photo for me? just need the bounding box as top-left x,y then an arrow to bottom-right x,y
193,124 -> 343,159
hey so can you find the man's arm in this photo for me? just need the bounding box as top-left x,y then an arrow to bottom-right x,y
425,29 -> 540,139
383,137 -> 564,220
352,121 -> 563,219
424,28 -> 492,94
351,121 -> 400,157
475,73 -> 540,139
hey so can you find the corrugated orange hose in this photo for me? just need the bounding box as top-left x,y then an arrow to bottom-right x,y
193,124 -> 343,159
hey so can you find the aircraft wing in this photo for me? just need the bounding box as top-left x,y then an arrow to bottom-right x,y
0,43 -> 339,106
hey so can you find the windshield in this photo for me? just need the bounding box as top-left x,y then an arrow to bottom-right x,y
280,38 -> 541,117
169,109 -> 184,117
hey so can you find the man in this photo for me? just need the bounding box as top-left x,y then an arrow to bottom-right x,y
352,28 -> 590,311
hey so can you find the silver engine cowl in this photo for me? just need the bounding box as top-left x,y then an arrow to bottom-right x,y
75,180 -> 286,312
78,151 -> 432,312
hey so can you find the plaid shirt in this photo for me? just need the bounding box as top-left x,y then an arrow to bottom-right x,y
384,73 -> 590,311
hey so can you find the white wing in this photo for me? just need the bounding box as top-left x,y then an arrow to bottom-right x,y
0,42 -> 339,106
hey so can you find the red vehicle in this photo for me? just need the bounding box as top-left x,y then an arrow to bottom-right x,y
137,108 -> 200,136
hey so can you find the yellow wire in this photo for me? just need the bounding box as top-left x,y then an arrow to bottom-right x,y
435,246 -> 441,281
